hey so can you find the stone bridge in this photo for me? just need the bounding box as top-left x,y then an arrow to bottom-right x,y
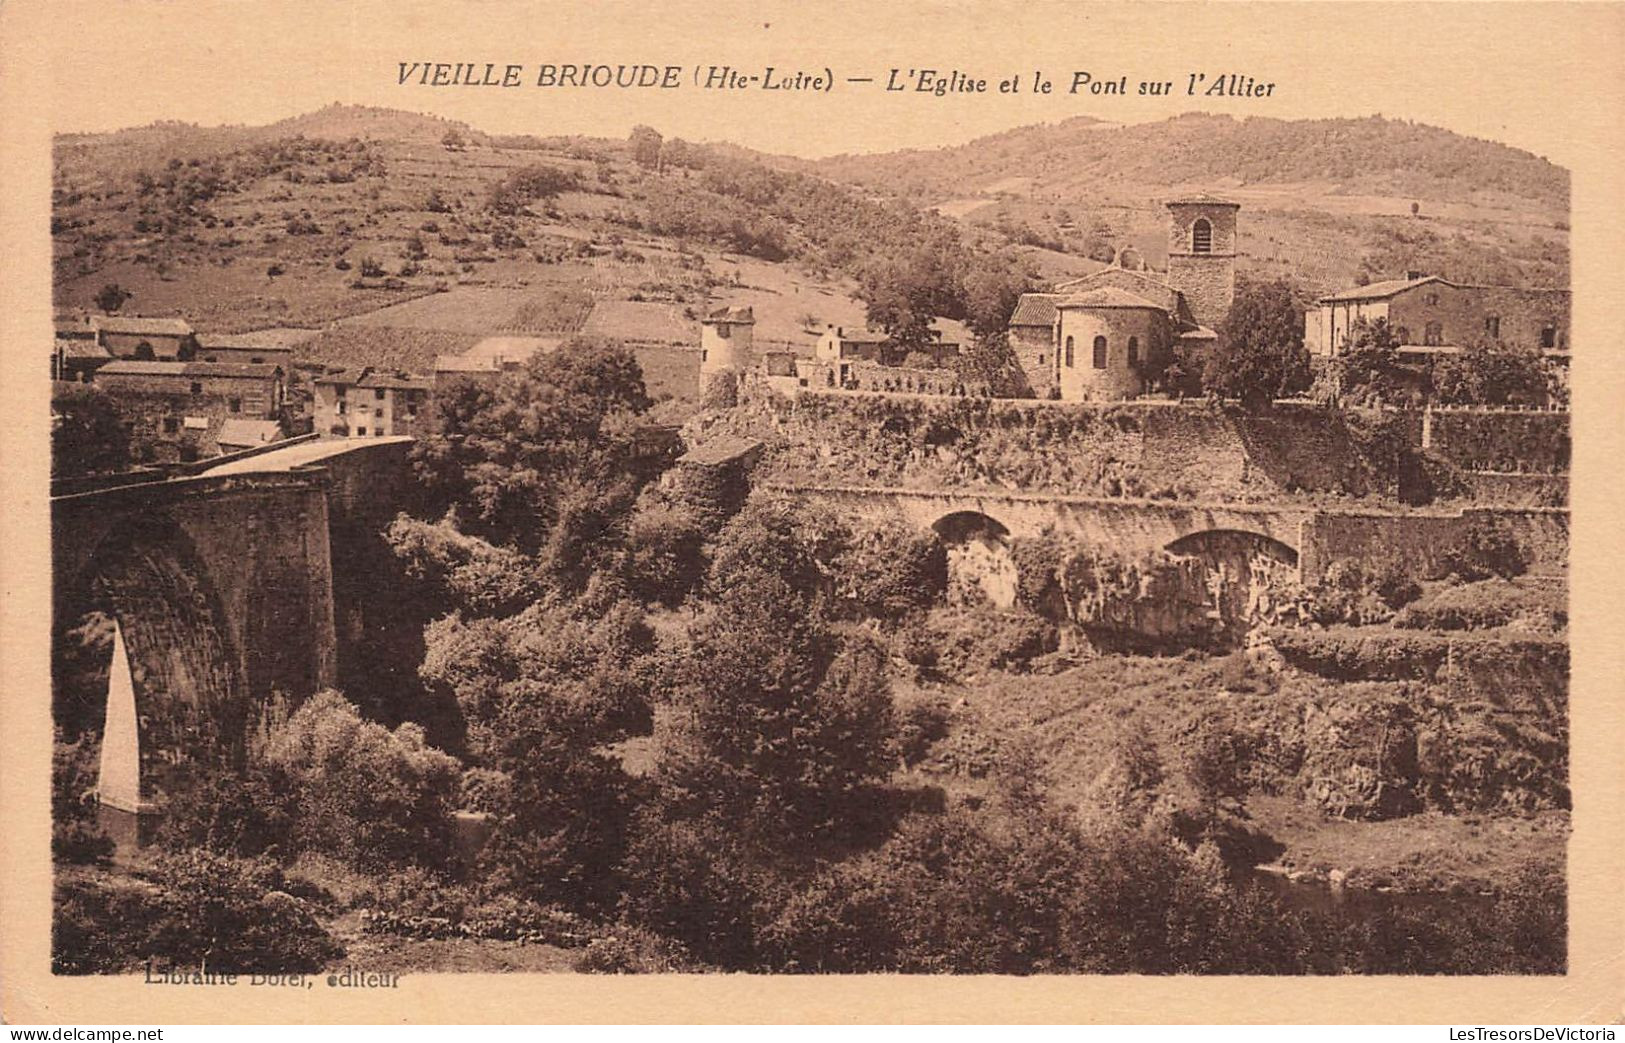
52,438 -> 416,814
763,482 -> 1313,565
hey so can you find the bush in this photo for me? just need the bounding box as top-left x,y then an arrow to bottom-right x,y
621,497 -> 708,608
838,527 -> 948,622
54,852 -> 343,975
930,606 -> 1058,676
260,691 -> 462,871
572,926 -> 698,973
1436,518 -> 1530,581
53,734 -> 113,866
146,850 -> 342,973
1394,578 -> 1552,631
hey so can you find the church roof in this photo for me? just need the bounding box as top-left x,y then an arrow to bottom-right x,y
1009,293 -> 1062,326
1058,287 -> 1164,310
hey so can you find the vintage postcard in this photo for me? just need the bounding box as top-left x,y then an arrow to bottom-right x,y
2,0 -> 1622,1025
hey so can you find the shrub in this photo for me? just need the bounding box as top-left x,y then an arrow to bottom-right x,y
621,497 -> 708,608
896,700 -> 951,767
572,926 -> 698,973
260,691 -> 462,871
53,734 -> 113,866
1436,518 -> 1530,581
838,527 -> 948,622
1393,578 -> 1545,631
930,606 -> 1058,676
145,850 -> 342,973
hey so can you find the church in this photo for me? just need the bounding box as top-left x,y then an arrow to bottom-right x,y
1007,194 -> 1239,400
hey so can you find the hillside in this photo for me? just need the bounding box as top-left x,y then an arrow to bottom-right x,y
809,113 -> 1570,293
51,106 -> 959,408
52,106 -> 1571,395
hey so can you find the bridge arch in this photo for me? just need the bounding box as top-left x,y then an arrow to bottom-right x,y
54,512 -> 247,812
1164,528 -> 1300,636
931,510 -> 1017,607
1166,527 -> 1298,565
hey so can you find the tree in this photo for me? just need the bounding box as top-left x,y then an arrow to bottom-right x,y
1410,201 -> 1421,217
52,387 -> 129,478
629,125 -> 664,170
441,127 -> 466,152
1333,317 -> 1409,406
411,337 -> 660,563
94,284 -> 131,313
1203,277 -> 1311,411
654,499 -> 896,849
486,164 -> 576,216
1430,340 -> 1551,406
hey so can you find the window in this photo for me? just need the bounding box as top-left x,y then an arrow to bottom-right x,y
228,397 -> 242,413
374,389 -> 385,401
251,355 -> 264,364
1037,354 -> 1045,367
1541,324 -> 1558,349
1395,327 -> 1411,345
1064,336 -> 1074,368
357,426 -> 368,436
1092,336 -> 1107,369
162,417 -> 179,434
716,325 -> 731,340
336,399 -> 347,415
189,381 -> 202,395
1127,336 -> 1139,366
1191,218 -> 1212,254
1425,293 -> 1440,306
1484,315 -> 1501,339
1424,321 -> 1443,346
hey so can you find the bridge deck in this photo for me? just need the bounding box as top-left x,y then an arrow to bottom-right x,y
199,436 -> 414,476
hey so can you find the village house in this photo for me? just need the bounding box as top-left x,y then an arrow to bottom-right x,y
313,367 -> 433,439
79,315 -> 200,360
195,335 -> 298,367
1007,194 -> 1237,401
92,360 -> 286,463
1302,274 -> 1571,358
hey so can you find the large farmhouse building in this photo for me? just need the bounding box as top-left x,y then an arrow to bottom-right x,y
1303,275 -> 1570,357
1006,194 -> 1239,401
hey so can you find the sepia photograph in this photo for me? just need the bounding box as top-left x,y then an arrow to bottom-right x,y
4,0 -> 1624,1026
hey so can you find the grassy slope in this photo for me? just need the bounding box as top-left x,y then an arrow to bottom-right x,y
810,113 -> 1570,294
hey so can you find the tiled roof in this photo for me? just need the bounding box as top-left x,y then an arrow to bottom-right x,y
704,305 -> 755,324
464,335 -> 560,362
98,361 -> 281,379
317,365 -> 432,390
1320,276 -> 1449,303
826,327 -> 891,344
216,419 -> 285,448
1164,192 -> 1240,208
198,335 -> 294,352
1009,293 -> 1061,327
434,354 -> 499,373
55,338 -> 110,360
1059,287 -> 1163,310
90,315 -> 194,336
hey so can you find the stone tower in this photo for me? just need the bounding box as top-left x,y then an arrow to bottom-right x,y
698,305 -> 755,407
1165,194 -> 1239,330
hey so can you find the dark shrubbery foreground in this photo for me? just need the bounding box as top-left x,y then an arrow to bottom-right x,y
54,852 -> 342,975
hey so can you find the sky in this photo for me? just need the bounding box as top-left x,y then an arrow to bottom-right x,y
28,0 -> 1625,169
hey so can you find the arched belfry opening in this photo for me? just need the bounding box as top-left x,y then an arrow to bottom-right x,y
1192,217 -> 1213,254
